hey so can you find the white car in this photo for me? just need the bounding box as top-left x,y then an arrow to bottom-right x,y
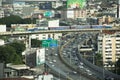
80,62 -> 83,65
79,65 -> 83,69
52,64 -> 55,67
55,53 -> 58,56
53,60 -> 56,63
49,61 -> 53,64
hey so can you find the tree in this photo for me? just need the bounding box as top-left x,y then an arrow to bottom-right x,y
0,15 -> 22,27
31,39 -> 42,48
0,15 -> 37,27
0,45 -> 22,64
11,53 -> 23,64
8,42 -> 25,56
116,58 -> 120,75
95,53 -> 103,67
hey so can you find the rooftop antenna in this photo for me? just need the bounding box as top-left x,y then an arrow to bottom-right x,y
117,0 -> 120,18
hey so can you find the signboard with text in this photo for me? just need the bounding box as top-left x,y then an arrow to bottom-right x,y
67,0 -> 86,9
41,40 -> 58,48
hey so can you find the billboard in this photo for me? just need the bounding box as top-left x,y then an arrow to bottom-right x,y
67,0 -> 86,9
48,20 -> 59,27
36,48 -> 45,66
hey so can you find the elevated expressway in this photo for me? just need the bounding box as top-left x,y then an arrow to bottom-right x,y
0,28 -> 120,36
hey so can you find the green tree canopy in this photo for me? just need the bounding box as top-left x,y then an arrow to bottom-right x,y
0,45 -> 22,64
0,15 -> 22,27
95,53 -> 103,67
116,58 -> 120,75
0,15 -> 37,27
8,42 -> 26,56
31,39 -> 42,48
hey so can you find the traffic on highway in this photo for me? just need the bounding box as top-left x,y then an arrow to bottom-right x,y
44,32 -> 99,80
44,32 -> 120,80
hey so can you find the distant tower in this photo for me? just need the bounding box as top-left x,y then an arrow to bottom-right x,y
117,0 -> 120,18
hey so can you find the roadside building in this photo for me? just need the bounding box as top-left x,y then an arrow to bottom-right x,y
34,73 -> 53,80
98,31 -> 120,70
0,63 -> 34,79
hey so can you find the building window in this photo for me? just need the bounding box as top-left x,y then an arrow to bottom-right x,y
106,57 -> 112,60
36,34 -> 39,36
43,34 -> 46,36
105,54 -> 112,56
106,40 -> 111,42
42,37 -> 46,39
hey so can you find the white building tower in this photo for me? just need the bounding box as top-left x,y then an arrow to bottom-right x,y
98,32 -> 120,70
0,0 -> 2,7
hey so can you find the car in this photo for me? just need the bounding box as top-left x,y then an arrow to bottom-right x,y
46,48 -> 48,50
53,60 -> 56,63
68,71 -> 77,75
79,65 -> 83,69
73,71 -> 77,74
63,52 -> 66,55
88,72 -> 92,75
49,61 -> 53,64
54,53 -> 58,56
80,62 -> 83,65
52,64 -> 55,67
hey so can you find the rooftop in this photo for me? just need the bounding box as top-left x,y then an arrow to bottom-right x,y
0,78 -> 32,80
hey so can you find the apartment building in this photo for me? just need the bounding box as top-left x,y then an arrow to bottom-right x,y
98,31 -> 120,70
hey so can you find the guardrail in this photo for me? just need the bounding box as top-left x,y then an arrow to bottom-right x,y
45,61 -> 70,80
77,52 -> 120,80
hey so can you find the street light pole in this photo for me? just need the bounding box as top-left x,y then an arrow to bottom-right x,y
103,67 -> 105,80
70,52 -> 71,65
93,53 -> 95,64
103,60 -> 105,80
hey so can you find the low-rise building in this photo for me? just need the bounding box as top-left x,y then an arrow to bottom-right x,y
0,63 -> 34,79
34,73 -> 53,80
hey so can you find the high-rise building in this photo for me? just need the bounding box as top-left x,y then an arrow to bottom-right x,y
98,31 -> 120,70
0,0 -> 2,6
